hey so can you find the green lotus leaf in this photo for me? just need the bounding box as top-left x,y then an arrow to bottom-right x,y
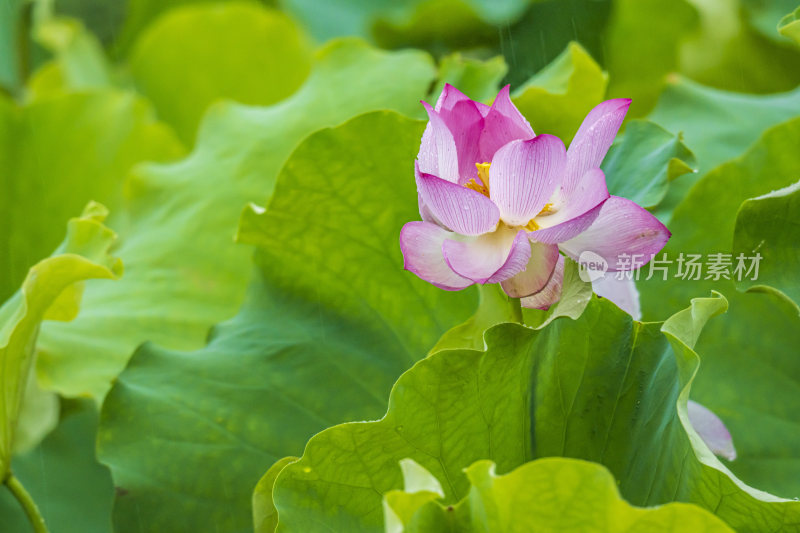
680,0 -> 800,94
650,78 -> 800,174
601,119 -> 696,208
431,259 -> 592,355
52,0 -> 126,48
236,112 -> 473,370
0,401 -> 114,533
512,42 -> 607,144
37,39 -> 437,401
31,8 -> 112,93
779,6 -> 800,45
27,60 -> 77,101
428,284 -> 522,355
372,0 -> 500,54
648,77 -> 800,221
383,460 -> 445,532
605,0 -> 698,117
270,0 -> 402,41
384,458 -> 732,532
270,293 -> 800,532
497,0 -> 612,88
639,117 -> 800,497
742,0 -> 798,43
112,0 -> 253,56
450,0 -> 527,26
128,2 -> 313,144
0,0 -> 29,93
0,203 -> 122,478
0,91 -> 181,303
640,116 -> 800,315
279,0 -> 526,43
433,53 -> 507,105
96,111 -> 475,533
11,372 -> 59,455
732,180 -> 800,311
254,457 -> 299,533
0,89 -> 156,448
606,0 -> 800,118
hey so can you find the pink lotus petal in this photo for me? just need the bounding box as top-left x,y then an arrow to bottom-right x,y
434,83 -> 491,117
520,255 -> 565,310
418,101 -> 460,183
479,85 -> 535,162
486,230 -> 533,284
442,228 -> 530,284
434,83 -> 471,112
418,194 -> 442,227
490,135 -> 566,227
563,98 -> 631,195
487,85 -> 533,133
439,99 -> 484,185
501,242 -> 560,298
475,101 -> 491,117
434,83 -> 491,116
529,168 -> 610,244
416,163 -> 499,236
529,203 -> 603,245
592,273 -> 641,319
400,221 -> 473,291
687,400 -> 737,461
559,196 -> 670,271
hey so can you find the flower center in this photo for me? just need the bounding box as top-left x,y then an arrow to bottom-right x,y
524,204 -> 556,231
465,162 -> 491,197
464,161 -> 558,231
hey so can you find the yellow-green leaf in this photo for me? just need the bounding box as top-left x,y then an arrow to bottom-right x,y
0,203 -> 121,476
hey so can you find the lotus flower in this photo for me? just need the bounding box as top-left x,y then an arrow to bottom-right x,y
400,84 -> 670,310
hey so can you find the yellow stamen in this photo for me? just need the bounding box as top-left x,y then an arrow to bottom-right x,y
524,204 -> 556,232
525,219 -> 540,231
538,203 -> 555,215
465,178 -> 489,196
465,162 -> 492,197
475,162 -> 491,190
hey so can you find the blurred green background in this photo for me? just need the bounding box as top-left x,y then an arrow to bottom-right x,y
1,0 -> 799,532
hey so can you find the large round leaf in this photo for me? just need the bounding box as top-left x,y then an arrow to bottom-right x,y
274,298 -> 800,532
1,203 -> 121,478
604,0 -> 698,116
0,91 -> 181,303
639,117 -> 800,498
129,3 -> 313,144
732,181 -> 800,309
37,39 -> 437,400
647,77 -> 800,220
270,294 -> 799,532
382,458 -> 732,532
96,112 -> 475,533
